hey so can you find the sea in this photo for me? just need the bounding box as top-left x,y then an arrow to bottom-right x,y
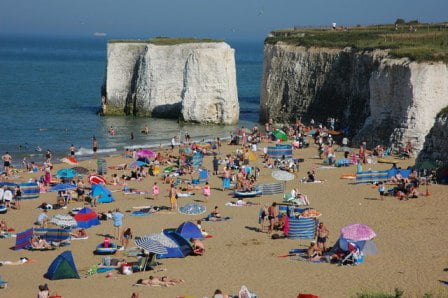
0,35 -> 263,165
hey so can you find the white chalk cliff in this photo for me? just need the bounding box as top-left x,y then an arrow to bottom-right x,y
103,41 -> 239,124
261,42 -> 448,152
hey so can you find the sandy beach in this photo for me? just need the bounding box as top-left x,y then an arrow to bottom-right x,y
1,140 -> 447,298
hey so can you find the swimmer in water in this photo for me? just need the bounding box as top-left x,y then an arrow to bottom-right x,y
36,146 -> 42,152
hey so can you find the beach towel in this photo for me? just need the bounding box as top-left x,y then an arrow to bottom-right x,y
130,208 -> 154,216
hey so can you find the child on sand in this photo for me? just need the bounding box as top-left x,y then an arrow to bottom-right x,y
152,182 -> 159,200
378,182 -> 386,200
202,182 -> 211,202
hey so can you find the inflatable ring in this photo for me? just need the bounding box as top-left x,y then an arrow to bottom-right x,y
94,243 -> 118,255
0,205 -> 7,214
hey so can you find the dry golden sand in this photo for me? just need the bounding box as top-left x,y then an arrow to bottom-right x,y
0,141 -> 447,298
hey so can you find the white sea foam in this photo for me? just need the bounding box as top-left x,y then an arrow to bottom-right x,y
75,147 -> 117,156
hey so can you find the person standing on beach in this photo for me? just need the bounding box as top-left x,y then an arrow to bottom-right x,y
112,208 -> 124,240
92,136 -> 98,157
168,184 -> 178,211
171,136 -> 177,150
69,144 -> 76,157
2,152 -> 12,174
152,182 -> 160,200
316,222 -> 329,252
45,150 -> 52,163
14,185 -> 22,210
268,202 -> 278,234
212,155 -> 219,175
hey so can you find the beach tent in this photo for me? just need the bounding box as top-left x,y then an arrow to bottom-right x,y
153,230 -> 193,259
74,207 -> 100,229
15,228 -> 71,250
0,182 -> 40,200
176,222 -> 204,239
45,251 -> 80,280
91,184 -> 114,203
267,144 -> 293,159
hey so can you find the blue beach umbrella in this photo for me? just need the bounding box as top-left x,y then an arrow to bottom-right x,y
56,168 -> 78,179
49,183 -> 77,192
130,161 -> 146,168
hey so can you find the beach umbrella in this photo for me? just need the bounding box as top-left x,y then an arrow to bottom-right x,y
49,183 -> 77,192
130,161 -> 146,168
144,233 -> 179,248
137,149 -> 156,158
50,214 -> 78,228
61,157 -> 78,165
71,167 -> 90,175
56,168 -> 78,179
178,203 -> 206,215
135,237 -> 168,254
340,224 -> 376,241
74,207 -> 100,229
273,129 -> 288,141
176,222 -> 203,239
272,170 -> 295,190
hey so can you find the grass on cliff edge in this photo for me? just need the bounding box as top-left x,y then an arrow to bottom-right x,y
109,37 -> 223,45
265,23 -> 448,63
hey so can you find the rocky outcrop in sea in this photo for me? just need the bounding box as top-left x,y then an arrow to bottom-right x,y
103,41 -> 239,124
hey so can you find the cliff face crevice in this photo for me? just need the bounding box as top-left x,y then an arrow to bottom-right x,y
103,41 -> 239,124
416,114 -> 448,166
261,43 -> 448,152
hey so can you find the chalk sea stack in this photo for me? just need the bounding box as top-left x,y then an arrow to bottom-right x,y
102,37 -> 239,125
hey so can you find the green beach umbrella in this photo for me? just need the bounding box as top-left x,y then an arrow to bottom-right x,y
273,129 -> 288,141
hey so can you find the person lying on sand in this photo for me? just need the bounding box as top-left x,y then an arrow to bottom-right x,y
190,238 -> 205,254
135,275 -> 183,287
70,228 -> 87,239
0,257 -> 29,266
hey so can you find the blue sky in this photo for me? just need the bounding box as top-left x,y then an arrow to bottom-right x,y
1,0 -> 446,40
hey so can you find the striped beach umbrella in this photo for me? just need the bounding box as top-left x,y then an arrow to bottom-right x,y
135,237 -> 168,254
50,214 -> 78,228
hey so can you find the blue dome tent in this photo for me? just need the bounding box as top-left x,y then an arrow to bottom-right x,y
91,184 -> 114,203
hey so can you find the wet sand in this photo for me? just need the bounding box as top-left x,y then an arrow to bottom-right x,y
1,140 -> 447,298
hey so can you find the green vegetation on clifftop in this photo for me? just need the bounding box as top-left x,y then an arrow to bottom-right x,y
109,37 -> 222,45
266,23 -> 448,62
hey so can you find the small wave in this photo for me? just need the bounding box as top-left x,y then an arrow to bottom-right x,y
75,147 -> 117,156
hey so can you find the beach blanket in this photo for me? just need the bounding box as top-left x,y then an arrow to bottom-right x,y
130,208 -> 154,216
202,216 -> 231,222
287,249 -> 325,263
